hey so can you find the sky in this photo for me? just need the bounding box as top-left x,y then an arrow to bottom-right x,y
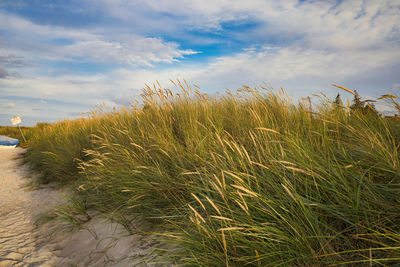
0,0 -> 399,126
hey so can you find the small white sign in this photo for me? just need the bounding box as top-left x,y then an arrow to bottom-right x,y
11,116 -> 22,126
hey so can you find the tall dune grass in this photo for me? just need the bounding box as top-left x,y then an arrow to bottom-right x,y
24,119 -> 98,183
24,82 -> 400,265
0,125 -> 37,147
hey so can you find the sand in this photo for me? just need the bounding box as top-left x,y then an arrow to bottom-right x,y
0,148 -> 62,266
0,148 -> 168,266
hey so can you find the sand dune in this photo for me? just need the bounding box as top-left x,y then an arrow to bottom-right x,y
0,148 -> 167,266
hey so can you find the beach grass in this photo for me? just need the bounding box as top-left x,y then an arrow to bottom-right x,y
0,125 -> 38,147
23,82 -> 400,265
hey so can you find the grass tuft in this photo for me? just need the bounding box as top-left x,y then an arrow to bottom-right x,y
22,82 -> 400,265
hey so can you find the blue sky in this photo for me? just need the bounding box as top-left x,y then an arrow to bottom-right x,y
0,0 -> 399,126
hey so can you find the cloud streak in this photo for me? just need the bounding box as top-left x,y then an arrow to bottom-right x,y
0,66 -> 8,78
61,37 -> 197,66
0,10 -> 197,67
0,0 -> 399,125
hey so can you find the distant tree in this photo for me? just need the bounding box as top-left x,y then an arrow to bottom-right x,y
349,90 -> 379,116
350,90 -> 365,111
364,102 -> 379,116
334,93 -> 343,106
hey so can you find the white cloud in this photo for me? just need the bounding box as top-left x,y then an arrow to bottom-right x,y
91,0 -> 400,51
0,11 -> 196,66
1,42 -> 398,109
62,37 -> 197,66
0,54 -> 26,68
0,11 -> 96,40
0,0 -> 399,124
0,74 -> 112,106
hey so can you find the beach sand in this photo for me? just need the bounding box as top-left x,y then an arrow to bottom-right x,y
0,148 -> 167,266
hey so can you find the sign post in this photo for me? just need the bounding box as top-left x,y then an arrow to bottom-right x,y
11,116 -> 27,143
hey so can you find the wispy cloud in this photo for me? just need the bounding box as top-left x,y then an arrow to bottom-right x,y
61,36 -> 197,66
0,10 -> 197,66
0,95 -> 91,126
87,0 -> 400,49
0,54 -> 26,68
0,66 -> 8,78
0,0 -> 399,125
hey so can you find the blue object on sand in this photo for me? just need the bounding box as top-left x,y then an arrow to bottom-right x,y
0,135 -> 19,148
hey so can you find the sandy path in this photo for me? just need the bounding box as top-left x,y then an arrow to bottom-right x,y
0,148 -> 61,266
0,148 -> 169,267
